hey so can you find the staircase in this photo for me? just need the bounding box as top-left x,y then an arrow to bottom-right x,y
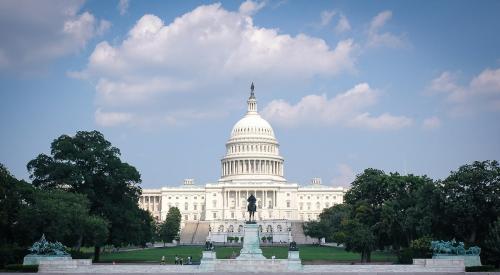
290,222 -> 315,244
179,222 -> 197,244
180,221 -> 210,244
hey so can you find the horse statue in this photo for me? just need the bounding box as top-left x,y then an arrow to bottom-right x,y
247,194 -> 257,223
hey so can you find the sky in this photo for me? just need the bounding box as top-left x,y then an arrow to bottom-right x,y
1,0 -> 500,189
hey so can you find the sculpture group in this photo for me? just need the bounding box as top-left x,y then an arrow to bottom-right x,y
431,239 -> 481,256
28,234 -> 69,256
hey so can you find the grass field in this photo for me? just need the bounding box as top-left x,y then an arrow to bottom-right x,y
98,245 -> 397,264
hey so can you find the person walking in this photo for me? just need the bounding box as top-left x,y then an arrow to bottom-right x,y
174,255 -> 179,265
161,256 -> 165,265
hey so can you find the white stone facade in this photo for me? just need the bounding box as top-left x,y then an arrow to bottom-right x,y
139,87 -> 346,231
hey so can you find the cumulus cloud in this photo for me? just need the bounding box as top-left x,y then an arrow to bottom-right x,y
261,83 -> 412,130
239,0 -> 266,15
75,3 -> 358,127
429,68 -> 500,115
331,164 -> 355,187
335,14 -> 351,34
118,0 -> 129,16
366,10 -> 406,48
95,109 -> 134,127
0,0 -> 109,72
422,116 -> 441,130
320,10 -> 336,27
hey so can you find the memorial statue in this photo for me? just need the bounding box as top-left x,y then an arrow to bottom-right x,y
247,194 -> 257,223
28,234 -> 69,256
430,239 -> 481,256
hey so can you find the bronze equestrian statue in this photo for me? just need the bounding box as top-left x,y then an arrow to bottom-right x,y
247,194 -> 257,223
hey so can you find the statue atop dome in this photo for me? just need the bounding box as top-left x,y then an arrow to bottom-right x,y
250,82 -> 255,99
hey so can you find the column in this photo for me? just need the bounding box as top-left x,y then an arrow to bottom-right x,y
264,190 -> 267,209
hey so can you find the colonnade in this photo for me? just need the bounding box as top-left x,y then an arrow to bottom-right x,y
141,195 -> 161,212
221,159 -> 283,177
221,189 -> 278,210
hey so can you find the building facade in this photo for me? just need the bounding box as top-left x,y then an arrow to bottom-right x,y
139,85 -> 346,241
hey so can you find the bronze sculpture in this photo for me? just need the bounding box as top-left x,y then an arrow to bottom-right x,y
247,194 -> 257,223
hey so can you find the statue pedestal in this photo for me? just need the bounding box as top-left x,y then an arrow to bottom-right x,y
23,255 -> 72,266
433,255 -> 481,267
237,223 -> 265,260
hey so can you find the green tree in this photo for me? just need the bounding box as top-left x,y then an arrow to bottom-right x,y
159,207 -> 181,244
303,220 -> 327,243
27,131 -> 145,261
483,219 -> 500,268
342,218 -> 376,263
440,160 -> 500,244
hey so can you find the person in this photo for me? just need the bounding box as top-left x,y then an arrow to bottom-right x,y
174,255 -> 179,265
161,256 -> 165,265
179,257 -> 183,265
187,256 -> 192,265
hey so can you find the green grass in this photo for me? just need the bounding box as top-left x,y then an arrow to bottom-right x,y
298,245 -> 396,263
99,246 -> 203,264
97,245 -> 396,264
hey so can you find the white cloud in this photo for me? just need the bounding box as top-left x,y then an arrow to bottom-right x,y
75,3 -> 358,127
331,164 -> 355,187
350,112 -> 413,130
0,0 -> 109,72
118,0 -> 129,16
366,10 -> 406,48
335,14 -> 351,34
429,68 -> 500,115
320,10 -> 336,27
239,0 -> 266,15
261,83 -> 412,130
422,116 -> 441,130
95,109 -> 134,127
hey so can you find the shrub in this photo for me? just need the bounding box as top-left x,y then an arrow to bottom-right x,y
410,236 -> 432,258
261,237 -> 266,242
227,236 -> 233,243
0,245 -> 27,268
70,250 -> 91,259
233,237 -> 239,243
397,248 -> 413,264
4,264 -> 38,272
266,236 -> 272,243
465,265 -> 496,272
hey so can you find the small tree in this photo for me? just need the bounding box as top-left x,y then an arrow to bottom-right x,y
227,236 -> 233,243
261,236 -> 266,243
159,207 -> 181,245
234,236 -> 239,243
266,236 -> 272,243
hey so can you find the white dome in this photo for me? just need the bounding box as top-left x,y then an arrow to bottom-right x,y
220,85 -> 285,182
230,113 -> 275,139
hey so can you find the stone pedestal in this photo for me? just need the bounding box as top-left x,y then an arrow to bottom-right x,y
199,251 -> 216,271
433,255 -> 481,267
23,255 -> 72,266
237,223 -> 266,260
287,250 -> 302,271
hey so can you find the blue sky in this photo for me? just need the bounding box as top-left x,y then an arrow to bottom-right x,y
1,0 -> 499,188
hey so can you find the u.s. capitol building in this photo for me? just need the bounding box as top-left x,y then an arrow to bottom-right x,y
139,85 -> 346,243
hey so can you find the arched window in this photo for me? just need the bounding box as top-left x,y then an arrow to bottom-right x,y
267,225 -> 272,232
218,225 -> 224,232
277,225 -> 282,232
228,225 -> 234,232
238,225 -> 243,232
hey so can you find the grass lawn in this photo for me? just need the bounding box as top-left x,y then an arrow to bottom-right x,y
98,245 -> 396,264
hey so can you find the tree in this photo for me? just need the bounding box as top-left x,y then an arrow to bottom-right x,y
342,218 -> 376,263
440,160 -> 500,244
483,219 -> 500,268
159,207 -> 181,244
303,220 -> 327,243
27,131 -> 145,261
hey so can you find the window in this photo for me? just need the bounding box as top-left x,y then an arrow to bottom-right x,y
307,196 -> 310,199
168,196 -> 171,199
325,202 -> 330,208
333,196 -> 337,200
184,202 -> 188,210
213,193 -> 216,197
299,202 -> 303,210
194,196 -> 197,200
307,202 -> 311,210
316,202 -> 320,210
286,201 -> 291,208
194,204 -> 197,210
202,204 -> 205,210
175,196 -> 179,200
300,196 -> 303,200
185,197 -> 188,200
201,196 -> 204,199
317,196 -> 320,199
212,200 -> 217,208
213,212 -> 217,219
231,212 -> 234,218
194,214 -> 197,220
184,215 -> 188,220
287,193 -> 290,197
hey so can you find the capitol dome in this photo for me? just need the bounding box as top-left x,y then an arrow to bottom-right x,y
220,84 -> 285,182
